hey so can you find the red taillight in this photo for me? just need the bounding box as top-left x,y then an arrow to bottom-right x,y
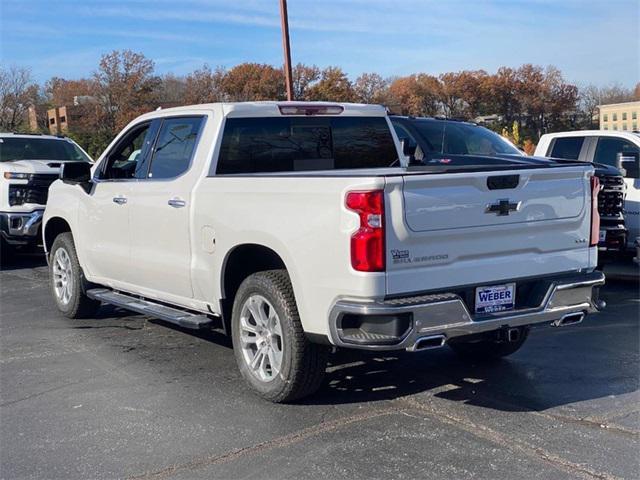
590,176 -> 601,247
346,190 -> 385,272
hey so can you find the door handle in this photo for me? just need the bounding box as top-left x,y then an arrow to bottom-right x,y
112,196 -> 127,205
168,198 -> 186,208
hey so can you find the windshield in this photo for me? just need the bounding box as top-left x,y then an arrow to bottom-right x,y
411,121 -> 522,156
0,137 -> 91,162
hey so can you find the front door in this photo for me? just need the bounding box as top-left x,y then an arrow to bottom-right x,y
79,121 -> 157,287
127,115 -> 206,300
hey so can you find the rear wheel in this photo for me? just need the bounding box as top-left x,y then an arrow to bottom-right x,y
231,270 -> 328,403
449,327 -> 529,361
49,233 -> 100,318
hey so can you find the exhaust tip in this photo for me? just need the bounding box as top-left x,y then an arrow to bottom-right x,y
552,312 -> 585,327
507,328 -> 521,343
409,335 -> 446,352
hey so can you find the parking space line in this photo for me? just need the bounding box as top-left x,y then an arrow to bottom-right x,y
127,405 -> 405,480
397,396 -> 621,480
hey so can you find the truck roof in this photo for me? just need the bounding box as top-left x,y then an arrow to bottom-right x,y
0,132 -> 69,140
390,115 -> 478,126
539,130 -> 640,142
138,101 -> 388,120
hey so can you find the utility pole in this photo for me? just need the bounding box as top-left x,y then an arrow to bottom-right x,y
279,0 -> 294,101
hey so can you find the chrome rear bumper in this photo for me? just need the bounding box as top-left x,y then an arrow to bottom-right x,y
329,271 -> 605,351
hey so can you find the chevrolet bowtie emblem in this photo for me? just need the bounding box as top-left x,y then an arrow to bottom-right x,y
486,199 -> 521,216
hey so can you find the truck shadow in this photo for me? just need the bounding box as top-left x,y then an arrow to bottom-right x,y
46,272 -> 637,414
305,335 -> 638,412
307,348 -> 562,411
110,280 -> 635,413
70,305 -> 235,347
302,283 -> 639,412
0,249 -> 47,271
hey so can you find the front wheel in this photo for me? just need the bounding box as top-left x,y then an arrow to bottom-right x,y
49,232 -> 100,318
231,270 -> 328,403
448,327 -> 529,361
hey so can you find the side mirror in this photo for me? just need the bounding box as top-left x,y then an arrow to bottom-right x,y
60,162 -> 93,192
616,152 -> 640,179
400,138 -> 420,165
400,137 -> 417,156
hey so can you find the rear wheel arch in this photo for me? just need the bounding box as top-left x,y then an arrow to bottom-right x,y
220,243 -> 290,331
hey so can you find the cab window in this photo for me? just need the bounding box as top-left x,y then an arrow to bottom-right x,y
594,137 -> 640,178
99,122 -> 155,180
216,117 -> 397,174
147,117 -> 203,179
549,137 -> 585,160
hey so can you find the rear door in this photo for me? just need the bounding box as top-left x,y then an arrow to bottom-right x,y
384,165 -> 593,295
127,115 -> 206,300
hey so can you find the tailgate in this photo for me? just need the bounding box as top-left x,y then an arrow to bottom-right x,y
385,165 -> 595,295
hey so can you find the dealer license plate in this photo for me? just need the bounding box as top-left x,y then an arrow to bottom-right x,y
475,283 -> 516,314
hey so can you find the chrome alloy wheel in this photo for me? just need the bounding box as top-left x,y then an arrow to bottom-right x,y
239,294 -> 284,382
52,247 -> 73,305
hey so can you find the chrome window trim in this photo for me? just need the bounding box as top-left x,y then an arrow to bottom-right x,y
92,114 -> 208,184
143,115 -> 208,182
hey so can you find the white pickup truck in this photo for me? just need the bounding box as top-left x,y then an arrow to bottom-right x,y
535,130 -> 640,254
0,133 -> 91,257
44,102 -> 605,402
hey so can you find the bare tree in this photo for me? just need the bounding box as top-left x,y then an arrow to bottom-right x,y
354,73 -> 388,104
0,66 -> 38,131
93,50 -> 158,133
292,63 -> 320,100
597,83 -> 635,104
579,84 -> 603,129
158,73 -> 187,105
184,65 -> 226,104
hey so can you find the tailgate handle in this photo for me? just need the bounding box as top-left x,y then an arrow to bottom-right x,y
487,175 -> 520,190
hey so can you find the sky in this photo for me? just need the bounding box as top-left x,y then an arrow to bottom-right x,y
1,0 -> 638,87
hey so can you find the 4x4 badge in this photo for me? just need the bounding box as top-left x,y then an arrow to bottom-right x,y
486,199 -> 521,216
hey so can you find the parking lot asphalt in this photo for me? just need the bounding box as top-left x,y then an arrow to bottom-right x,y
1,253 -> 638,480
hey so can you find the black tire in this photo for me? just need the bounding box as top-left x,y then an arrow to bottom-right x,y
449,327 -> 529,361
231,270 -> 328,403
49,232 -> 100,319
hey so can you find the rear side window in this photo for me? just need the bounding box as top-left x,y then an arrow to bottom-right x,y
148,117 -> 203,179
549,137 -> 585,160
216,117 -> 397,174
